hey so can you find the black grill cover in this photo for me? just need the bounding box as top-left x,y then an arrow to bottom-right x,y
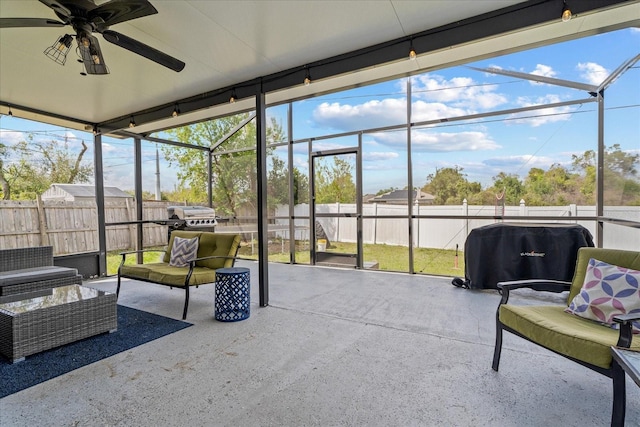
462,223 -> 594,290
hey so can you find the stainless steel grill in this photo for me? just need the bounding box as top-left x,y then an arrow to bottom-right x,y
166,206 -> 218,236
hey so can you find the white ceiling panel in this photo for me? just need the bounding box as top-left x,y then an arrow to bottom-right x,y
1,0 -> 637,133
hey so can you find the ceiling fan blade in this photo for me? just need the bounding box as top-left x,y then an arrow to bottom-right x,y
0,18 -> 65,28
78,33 -> 109,75
102,30 -> 185,72
89,0 -> 157,27
38,0 -> 72,19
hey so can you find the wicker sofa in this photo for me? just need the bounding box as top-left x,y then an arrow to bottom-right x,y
0,246 -> 82,296
117,231 -> 242,319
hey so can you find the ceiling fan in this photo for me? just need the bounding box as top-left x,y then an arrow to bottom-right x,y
0,0 -> 185,75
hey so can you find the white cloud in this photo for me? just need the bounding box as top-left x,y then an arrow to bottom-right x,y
102,142 -> 121,154
412,100 -> 468,122
527,64 -> 558,86
0,129 -> 25,145
576,62 -> 609,85
509,94 -> 572,127
312,72 -> 509,132
371,130 -> 500,152
312,98 -> 406,131
412,74 -> 507,110
363,151 -> 399,162
482,155 -> 555,170
531,64 -> 557,79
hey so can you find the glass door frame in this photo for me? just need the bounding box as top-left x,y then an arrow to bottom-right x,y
309,146 -> 363,268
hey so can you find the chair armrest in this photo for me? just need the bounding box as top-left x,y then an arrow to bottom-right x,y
613,313 -> 640,348
119,249 -> 166,256
497,279 -> 571,305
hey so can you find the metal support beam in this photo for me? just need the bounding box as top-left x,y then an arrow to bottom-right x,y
596,89 -> 605,247
407,78 -> 415,274
287,102 -> 296,264
256,84 -> 269,307
93,132 -> 107,276
207,151 -> 213,208
134,138 -> 144,263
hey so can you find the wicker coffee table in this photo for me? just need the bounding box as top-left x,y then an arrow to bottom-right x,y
0,285 -> 117,363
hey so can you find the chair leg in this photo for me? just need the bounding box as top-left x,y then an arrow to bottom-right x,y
182,286 -> 189,320
116,274 -> 121,299
492,317 -> 503,371
611,360 -> 626,427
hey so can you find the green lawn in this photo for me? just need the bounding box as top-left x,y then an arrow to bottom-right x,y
107,242 -> 464,277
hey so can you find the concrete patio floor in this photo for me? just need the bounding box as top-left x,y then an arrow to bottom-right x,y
1,261 -> 638,426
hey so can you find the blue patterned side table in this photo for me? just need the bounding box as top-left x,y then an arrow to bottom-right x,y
215,267 -> 250,322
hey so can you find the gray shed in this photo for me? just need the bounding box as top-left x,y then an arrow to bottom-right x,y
41,184 -> 133,202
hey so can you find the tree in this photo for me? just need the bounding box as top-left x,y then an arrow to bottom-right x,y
314,157 -> 356,203
0,134 -> 92,200
490,172 -> 524,205
293,168 -> 309,205
162,114 -> 290,216
571,145 -> 640,205
422,166 -> 481,205
375,187 -> 398,196
0,142 -> 10,200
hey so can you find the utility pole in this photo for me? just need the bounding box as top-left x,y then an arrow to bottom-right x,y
155,145 -> 161,201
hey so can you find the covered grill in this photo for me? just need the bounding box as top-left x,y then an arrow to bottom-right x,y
166,206 -> 218,237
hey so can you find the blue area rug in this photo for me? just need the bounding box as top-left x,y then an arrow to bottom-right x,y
0,305 -> 192,399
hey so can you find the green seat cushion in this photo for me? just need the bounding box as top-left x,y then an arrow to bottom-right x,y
119,263 -> 156,280
120,263 -> 216,287
500,304 -> 640,369
147,264 -> 216,287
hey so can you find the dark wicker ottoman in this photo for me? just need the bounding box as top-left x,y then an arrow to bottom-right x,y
0,285 -> 117,363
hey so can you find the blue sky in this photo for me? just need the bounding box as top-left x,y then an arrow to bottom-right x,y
1,28 -> 639,197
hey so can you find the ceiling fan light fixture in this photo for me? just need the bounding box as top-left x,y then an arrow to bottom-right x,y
44,34 -> 73,65
77,32 -> 109,75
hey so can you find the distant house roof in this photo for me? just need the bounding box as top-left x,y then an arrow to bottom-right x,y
368,189 -> 434,204
363,194 -> 377,203
42,184 -> 132,200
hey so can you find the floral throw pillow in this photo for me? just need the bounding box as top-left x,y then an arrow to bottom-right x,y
565,258 -> 640,334
169,236 -> 199,268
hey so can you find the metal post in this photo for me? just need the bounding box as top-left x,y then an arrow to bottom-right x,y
407,77 -> 414,274
207,150 -> 213,208
356,134 -> 363,269
134,137 -> 143,263
93,132 -> 107,276
596,89 -> 605,247
256,83 -> 269,307
287,102 -> 295,264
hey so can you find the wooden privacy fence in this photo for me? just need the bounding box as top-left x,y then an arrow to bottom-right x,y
0,199 -> 176,255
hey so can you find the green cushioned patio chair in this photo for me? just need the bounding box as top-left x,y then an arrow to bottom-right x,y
117,231 -> 242,319
492,247 -> 640,427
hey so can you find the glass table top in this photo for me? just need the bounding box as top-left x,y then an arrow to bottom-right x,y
0,285 -> 106,315
612,346 -> 640,388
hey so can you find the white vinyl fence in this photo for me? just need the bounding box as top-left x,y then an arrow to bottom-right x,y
277,202 -> 640,251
